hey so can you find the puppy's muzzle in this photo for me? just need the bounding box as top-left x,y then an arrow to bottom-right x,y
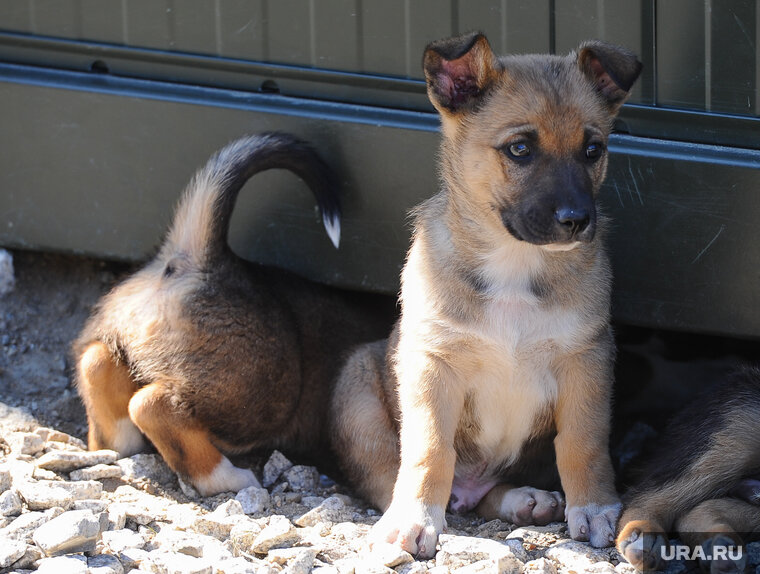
554,207 -> 591,239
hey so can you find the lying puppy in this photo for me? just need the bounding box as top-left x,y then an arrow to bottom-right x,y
75,133 -> 391,495
330,32 -> 641,556
617,366 -> 760,572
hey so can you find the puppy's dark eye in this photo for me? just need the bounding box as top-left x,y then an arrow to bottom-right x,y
506,142 -> 531,159
585,142 -> 604,160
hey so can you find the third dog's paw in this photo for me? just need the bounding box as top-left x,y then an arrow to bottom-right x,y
700,534 -> 746,574
500,486 -> 565,526
369,500 -> 445,559
567,502 -> 621,547
616,519 -> 667,571
193,456 -> 260,496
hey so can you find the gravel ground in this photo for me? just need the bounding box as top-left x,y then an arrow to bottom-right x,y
1,247 -> 758,574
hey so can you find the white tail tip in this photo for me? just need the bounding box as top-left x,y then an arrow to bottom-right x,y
323,213 -> 341,249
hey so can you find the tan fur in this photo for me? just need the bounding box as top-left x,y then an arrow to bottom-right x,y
78,342 -> 143,455
330,34 -> 641,556
75,133 -> 393,495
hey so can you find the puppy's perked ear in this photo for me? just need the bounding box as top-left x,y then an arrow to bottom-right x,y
423,32 -> 498,113
577,40 -> 642,112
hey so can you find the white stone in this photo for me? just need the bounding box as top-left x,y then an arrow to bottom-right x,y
236,485 -> 271,515
88,553 -> 125,574
117,453 -> 176,485
36,427 -> 78,444
583,563 -> 618,574
15,480 -> 74,510
33,466 -> 59,480
212,499 -> 245,517
451,560 -> 502,574
146,549 -> 213,574
7,543 -> 44,570
295,496 -> 351,527
215,556 -> 261,574
102,528 -> 150,553
0,467 -> 11,492
2,510 -> 49,541
192,510 -> 250,541
118,547 -> 151,570
32,509 -> 106,556
544,540 -> 610,571
230,519 -> 265,554
70,463 -> 123,481
368,543 -> 414,568
36,553 -> 88,574
437,535 -> 524,574
523,558 -> 557,574
0,537 -> 26,568
282,465 -> 319,493
0,489 -> 23,516
35,449 -> 118,473
268,547 -> 317,574
7,432 -> 45,455
252,515 -> 300,553
262,451 -> 293,487
397,563 -> 429,574
153,528 -> 220,558
0,248 -> 14,296
73,498 -> 109,513
55,479 -> 104,500
615,563 -> 639,574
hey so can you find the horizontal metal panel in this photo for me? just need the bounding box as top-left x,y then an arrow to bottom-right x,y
1,64 -> 759,338
2,0 -> 759,117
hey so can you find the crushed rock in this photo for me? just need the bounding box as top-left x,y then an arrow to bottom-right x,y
0,418 -> 641,573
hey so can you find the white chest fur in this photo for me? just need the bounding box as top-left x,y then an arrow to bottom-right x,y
400,238 -> 584,471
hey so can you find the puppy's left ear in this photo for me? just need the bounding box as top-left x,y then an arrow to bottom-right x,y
578,41 -> 642,113
423,32 -> 499,114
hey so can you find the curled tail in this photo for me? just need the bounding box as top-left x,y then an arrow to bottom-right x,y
163,132 -> 340,269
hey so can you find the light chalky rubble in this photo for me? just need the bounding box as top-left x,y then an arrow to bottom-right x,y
0,420 -> 659,574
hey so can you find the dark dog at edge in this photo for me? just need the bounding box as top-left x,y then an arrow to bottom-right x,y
617,366 -> 760,573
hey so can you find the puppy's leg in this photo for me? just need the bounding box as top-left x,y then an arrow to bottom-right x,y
77,342 -> 146,456
676,498 -> 760,574
477,484 -> 565,525
330,341 -> 399,511
370,352 -> 464,559
128,382 -> 258,496
553,335 -> 620,548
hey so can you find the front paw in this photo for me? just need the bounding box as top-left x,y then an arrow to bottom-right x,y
500,487 -> 565,526
369,500 -> 445,559
616,519 -> 667,571
567,502 -> 621,547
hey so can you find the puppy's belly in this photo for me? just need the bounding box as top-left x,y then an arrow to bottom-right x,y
451,352 -> 557,511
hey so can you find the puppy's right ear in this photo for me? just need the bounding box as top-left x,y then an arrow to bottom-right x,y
423,32 -> 498,114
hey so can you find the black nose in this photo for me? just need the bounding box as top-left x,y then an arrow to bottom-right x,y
554,207 -> 590,237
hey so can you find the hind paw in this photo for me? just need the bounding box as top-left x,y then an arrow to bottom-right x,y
192,457 -> 260,496
498,486 -> 565,526
617,519 -> 667,571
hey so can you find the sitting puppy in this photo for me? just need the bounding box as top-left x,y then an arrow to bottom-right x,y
75,133 -> 391,495
617,366 -> 760,573
330,32 -> 641,556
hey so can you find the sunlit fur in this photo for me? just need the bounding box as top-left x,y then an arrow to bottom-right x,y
330,33 -> 641,557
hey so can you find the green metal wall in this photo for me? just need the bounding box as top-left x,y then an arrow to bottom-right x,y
1,1 -> 759,337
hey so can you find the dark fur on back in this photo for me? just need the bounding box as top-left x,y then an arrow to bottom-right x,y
624,366 -> 760,504
74,133 -> 394,493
